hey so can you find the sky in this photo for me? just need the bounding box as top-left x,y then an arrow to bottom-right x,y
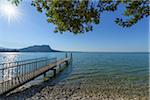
0,1 -> 149,52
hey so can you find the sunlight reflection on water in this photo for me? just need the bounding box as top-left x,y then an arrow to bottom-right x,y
0,53 -> 19,81
0,52 -> 18,63
0,52 -> 65,81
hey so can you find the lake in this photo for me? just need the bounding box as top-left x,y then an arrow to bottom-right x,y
0,52 -> 149,99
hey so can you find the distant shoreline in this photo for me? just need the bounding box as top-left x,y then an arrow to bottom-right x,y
0,51 -> 61,53
0,51 -> 149,54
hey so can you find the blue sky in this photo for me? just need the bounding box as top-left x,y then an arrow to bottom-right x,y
0,1 -> 149,52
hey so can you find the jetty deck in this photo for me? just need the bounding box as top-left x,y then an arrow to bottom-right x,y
0,53 -> 72,95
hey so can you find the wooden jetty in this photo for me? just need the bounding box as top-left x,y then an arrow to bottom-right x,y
0,53 -> 72,95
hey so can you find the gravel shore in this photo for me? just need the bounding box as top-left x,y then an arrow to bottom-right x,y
1,79 -> 148,100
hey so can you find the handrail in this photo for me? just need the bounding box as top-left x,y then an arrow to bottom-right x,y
0,57 -> 48,66
0,58 -> 57,70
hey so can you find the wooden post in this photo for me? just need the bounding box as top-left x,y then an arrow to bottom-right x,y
43,72 -> 48,82
44,72 -> 46,77
66,61 -> 69,66
53,69 -> 56,77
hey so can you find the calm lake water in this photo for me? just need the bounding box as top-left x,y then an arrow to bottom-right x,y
0,52 -> 149,99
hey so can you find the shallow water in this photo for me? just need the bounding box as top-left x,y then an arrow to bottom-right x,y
0,52 -> 149,99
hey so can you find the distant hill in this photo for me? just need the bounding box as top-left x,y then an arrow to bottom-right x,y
19,45 -> 54,52
0,45 -> 59,52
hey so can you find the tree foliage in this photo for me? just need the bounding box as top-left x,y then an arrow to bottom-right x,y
10,0 -> 149,34
9,0 -> 22,6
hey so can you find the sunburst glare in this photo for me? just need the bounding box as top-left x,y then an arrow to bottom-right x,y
0,0 -> 21,23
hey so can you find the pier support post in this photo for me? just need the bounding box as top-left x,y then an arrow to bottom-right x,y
44,72 -> 46,77
71,53 -> 73,60
43,72 -> 48,82
65,61 -> 69,66
53,69 -> 56,77
59,64 -> 61,71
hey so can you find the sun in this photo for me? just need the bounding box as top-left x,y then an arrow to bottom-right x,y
0,1 -> 21,23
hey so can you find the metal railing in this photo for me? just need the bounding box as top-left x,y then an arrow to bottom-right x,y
0,57 -> 57,95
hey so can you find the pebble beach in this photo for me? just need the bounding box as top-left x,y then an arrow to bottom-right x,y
1,78 -> 149,100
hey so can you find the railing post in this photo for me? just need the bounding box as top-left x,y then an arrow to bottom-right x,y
2,66 -> 4,94
65,53 -> 68,58
71,53 -> 73,60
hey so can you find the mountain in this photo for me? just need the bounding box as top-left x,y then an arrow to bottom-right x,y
19,45 -> 55,52
0,45 -> 59,52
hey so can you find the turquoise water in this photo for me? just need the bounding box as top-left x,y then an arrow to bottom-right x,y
64,53 -> 149,99
0,52 -> 149,99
